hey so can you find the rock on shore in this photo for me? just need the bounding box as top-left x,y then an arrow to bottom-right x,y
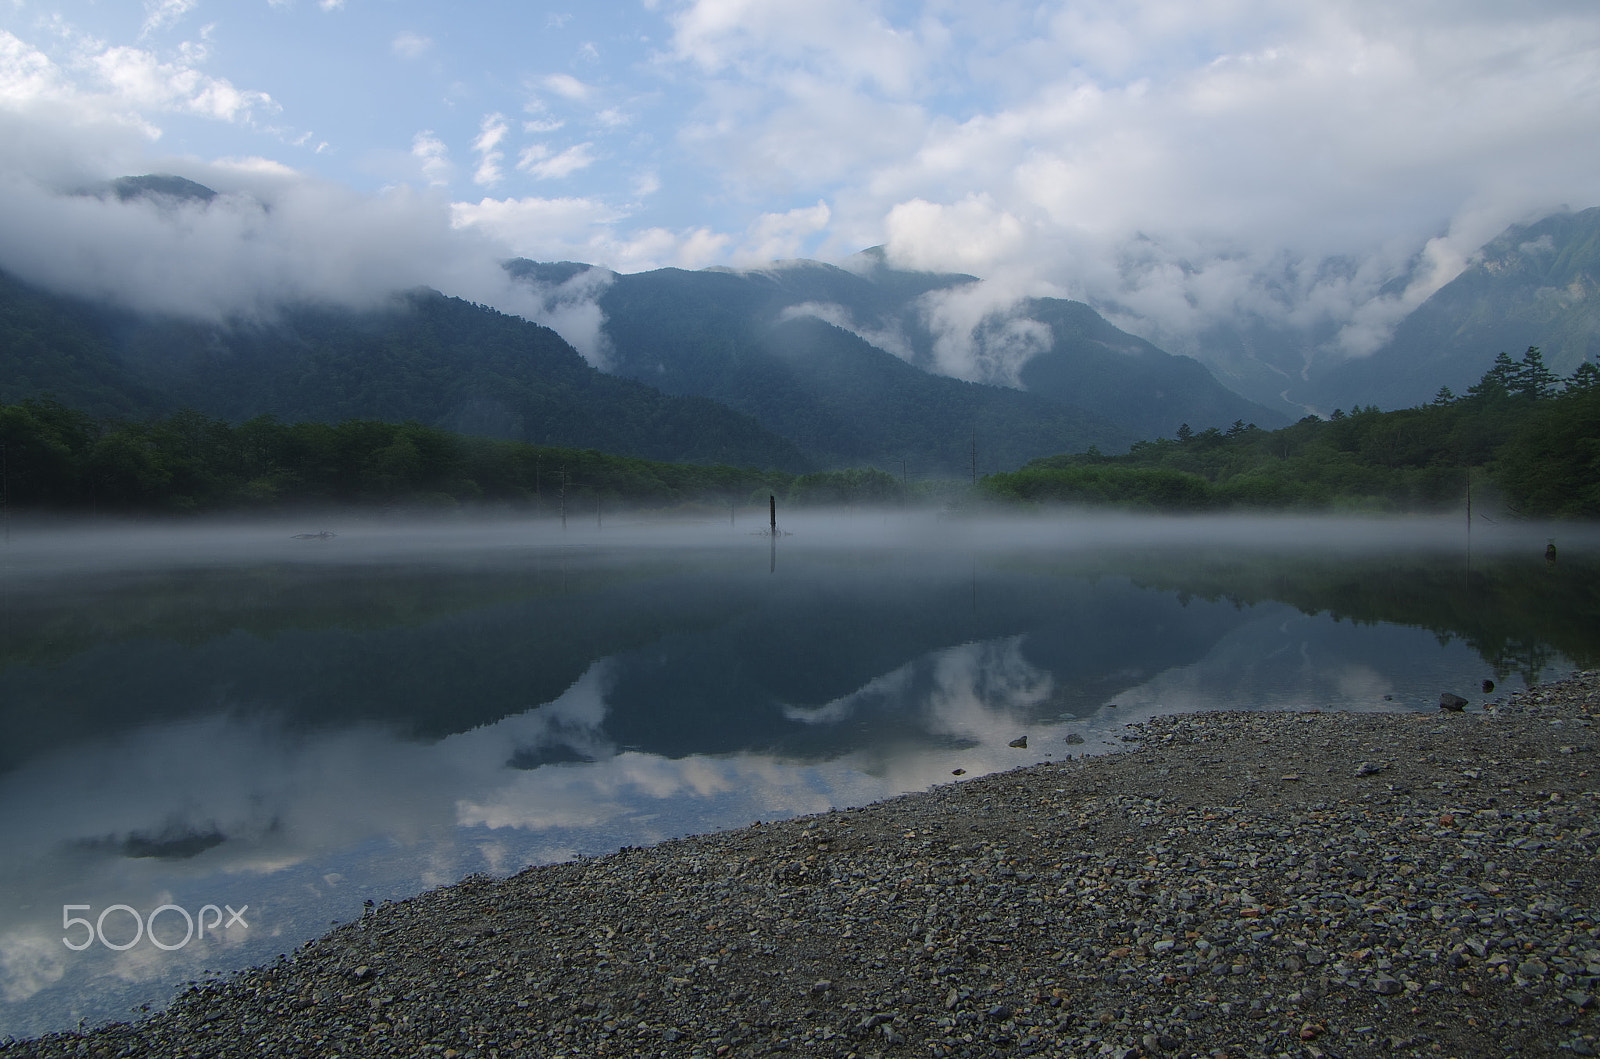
6,672 -> 1599,1059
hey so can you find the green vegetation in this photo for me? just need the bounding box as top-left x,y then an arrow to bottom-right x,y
583,263 -> 1137,472
983,347 -> 1600,517
1111,549 -> 1600,682
0,273 -> 807,470
0,402 -> 783,512
1314,205 -> 1600,411
0,403 -> 919,513
6,340 -> 1594,518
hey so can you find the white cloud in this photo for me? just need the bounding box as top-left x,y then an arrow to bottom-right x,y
779,300 -> 913,362
473,115 -> 509,154
0,31 -> 73,110
140,0 -> 199,39
0,120 -> 539,323
472,112 -> 509,187
5,0 -> 1600,387
732,199 -> 829,263
662,0 -> 1600,367
510,264 -> 618,367
914,279 -> 1055,386
450,193 -> 625,259
411,129 -> 451,186
451,196 -> 729,276
542,72 -> 591,101
669,0 -> 930,97
0,26 -> 275,135
391,32 -> 431,60
86,44 -> 276,124
672,226 -> 732,269
516,141 -> 596,180
689,79 -> 927,193
884,195 -> 1028,273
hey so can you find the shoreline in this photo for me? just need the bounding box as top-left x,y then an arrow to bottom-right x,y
5,672 -> 1597,1059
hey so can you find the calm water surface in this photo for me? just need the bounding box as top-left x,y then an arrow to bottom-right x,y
0,511 -> 1595,1037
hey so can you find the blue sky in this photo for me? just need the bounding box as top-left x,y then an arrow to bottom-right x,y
2,0 -> 1599,370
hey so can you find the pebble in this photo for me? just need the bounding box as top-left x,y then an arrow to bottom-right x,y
5,671 -> 1598,1059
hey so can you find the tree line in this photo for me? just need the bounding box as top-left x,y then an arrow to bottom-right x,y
4,346 -> 1594,517
0,402 -> 912,514
981,347 -> 1600,517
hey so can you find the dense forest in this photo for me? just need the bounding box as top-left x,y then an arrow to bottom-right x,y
982,348 -> 1600,518
1,346 -> 1595,517
0,400 -> 909,514
0,273 -> 809,471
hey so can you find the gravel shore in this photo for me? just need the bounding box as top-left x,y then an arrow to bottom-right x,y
6,671 -> 1598,1059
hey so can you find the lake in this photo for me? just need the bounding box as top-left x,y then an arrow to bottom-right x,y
0,510 -> 1595,1038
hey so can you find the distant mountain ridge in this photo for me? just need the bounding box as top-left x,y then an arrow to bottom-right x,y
0,271 -> 809,469
509,254 -> 1284,473
49,171 -> 1600,474
510,260 -> 1119,472
1311,206 -> 1600,410
1169,207 -> 1600,416
3,171 -> 1285,476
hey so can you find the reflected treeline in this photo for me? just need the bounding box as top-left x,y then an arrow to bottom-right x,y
1110,550 -> 1600,684
0,554 -> 670,670
0,549 -> 1258,773
2,541 -> 1593,775
0,554 -> 743,771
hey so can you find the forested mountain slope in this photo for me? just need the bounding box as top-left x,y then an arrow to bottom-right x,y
0,272 -> 807,469
510,255 -> 1281,472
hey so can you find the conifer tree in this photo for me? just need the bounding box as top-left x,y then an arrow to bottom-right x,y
1511,346 -> 1558,400
1567,359 -> 1600,393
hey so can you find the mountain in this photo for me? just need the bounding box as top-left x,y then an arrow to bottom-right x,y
1013,296 -> 1282,439
104,174 -> 219,205
7,171 -> 1282,475
1163,208 -> 1600,417
0,271 -> 808,469
845,248 -> 1287,439
0,270 -> 158,419
1311,207 -> 1600,411
509,254 -> 1283,473
531,262 -> 1130,472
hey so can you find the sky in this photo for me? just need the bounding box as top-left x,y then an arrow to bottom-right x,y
1,0 -> 1599,368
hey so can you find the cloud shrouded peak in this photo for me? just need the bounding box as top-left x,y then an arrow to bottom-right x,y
0,1 -> 1595,380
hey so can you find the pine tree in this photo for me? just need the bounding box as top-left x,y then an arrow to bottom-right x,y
1511,346 -> 1558,400
1567,359 -> 1600,393
1467,352 -> 1519,400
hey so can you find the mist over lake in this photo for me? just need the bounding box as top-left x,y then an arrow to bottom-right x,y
0,510 -> 1594,1037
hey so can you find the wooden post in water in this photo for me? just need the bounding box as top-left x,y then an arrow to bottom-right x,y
769,494 -> 776,535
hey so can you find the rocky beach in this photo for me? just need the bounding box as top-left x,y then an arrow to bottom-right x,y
5,671 -> 1597,1059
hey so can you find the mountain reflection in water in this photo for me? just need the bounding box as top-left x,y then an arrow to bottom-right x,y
0,512 -> 1594,1037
